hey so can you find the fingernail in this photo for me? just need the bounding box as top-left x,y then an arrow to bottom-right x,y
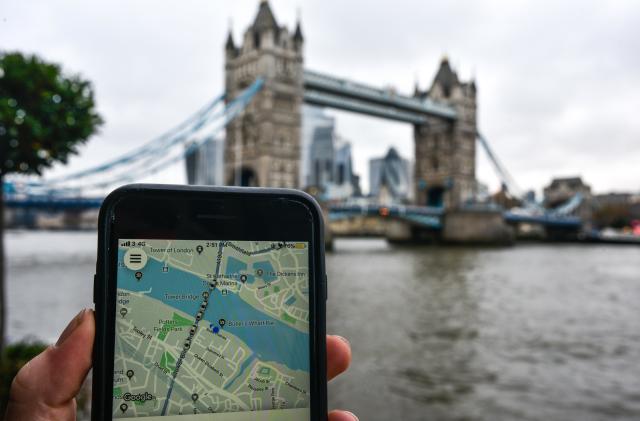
345,411 -> 359,421
335,335 -> 350,347
56,308 -> 87,347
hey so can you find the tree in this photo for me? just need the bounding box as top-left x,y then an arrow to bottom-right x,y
0,52 -> 103,350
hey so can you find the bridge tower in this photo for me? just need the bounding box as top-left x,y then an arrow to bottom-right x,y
414,58 -> 477,208
224,0 -> 304,187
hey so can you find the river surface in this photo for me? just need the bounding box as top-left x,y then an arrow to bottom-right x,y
6,231 -> 640,420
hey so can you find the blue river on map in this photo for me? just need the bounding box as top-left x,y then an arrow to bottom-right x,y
118,250 -> 309,372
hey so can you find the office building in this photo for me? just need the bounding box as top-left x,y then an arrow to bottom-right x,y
369,147 -> 412,203
303,106 -> 361,199
185,138 -> 224,185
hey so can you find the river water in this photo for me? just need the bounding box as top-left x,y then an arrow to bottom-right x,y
6,231 -> 640,420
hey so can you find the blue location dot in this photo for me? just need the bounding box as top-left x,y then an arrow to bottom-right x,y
212,326 -> 220,334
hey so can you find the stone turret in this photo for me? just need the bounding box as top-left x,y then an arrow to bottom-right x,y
224,0 -> 304,187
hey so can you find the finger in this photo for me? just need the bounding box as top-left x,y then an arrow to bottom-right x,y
327,335 -> 351,381
329,410 -> 359,421
9,309 -> 95,410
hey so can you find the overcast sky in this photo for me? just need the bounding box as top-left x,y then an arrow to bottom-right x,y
2,0 -> 639,194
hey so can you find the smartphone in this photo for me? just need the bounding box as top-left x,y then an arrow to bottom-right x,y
92,184 -> 327,421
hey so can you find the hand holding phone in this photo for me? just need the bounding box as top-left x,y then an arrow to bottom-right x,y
4,317 -> 356,420
92,185 -> 327,421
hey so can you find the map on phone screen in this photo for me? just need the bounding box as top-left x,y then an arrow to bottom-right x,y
113,239 -> 310,420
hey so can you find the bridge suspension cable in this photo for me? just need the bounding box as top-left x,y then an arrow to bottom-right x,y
476,133 -> 524,200
40,94 -> 226,186
7,78 -> 264,197
477,133 -> 585,216
78,81 -> 262,192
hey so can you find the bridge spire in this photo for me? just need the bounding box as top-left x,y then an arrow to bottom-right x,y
225,21 -> 237,58
225,28 -> 235,51
431,55 -> 459,98
252,0 -> 278,32
294,17 -> 304,44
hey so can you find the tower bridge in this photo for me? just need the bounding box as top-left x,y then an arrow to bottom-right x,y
4,0 -> 586,241
224,0 -> 476,209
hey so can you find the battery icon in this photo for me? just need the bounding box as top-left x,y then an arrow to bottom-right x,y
294,243 -> 306,249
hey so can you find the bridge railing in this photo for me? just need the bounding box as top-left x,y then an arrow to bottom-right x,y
327,204 -> 443,229
328,203 -> 445,216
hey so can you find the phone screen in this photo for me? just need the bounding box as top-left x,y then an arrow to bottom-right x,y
113,239 -> 310,420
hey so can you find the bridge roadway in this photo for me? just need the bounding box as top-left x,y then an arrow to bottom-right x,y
5,194 -> 104,210
329,204 -> 444,229
5,195 -> 582,230
329,204 -> 582,230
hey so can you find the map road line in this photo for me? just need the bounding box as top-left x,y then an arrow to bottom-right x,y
161,242 -> 225,415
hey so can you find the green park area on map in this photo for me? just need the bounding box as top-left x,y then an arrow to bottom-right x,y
112,239 -> 310,418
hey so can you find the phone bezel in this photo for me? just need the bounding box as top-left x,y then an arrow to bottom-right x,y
92,184 -> 327,421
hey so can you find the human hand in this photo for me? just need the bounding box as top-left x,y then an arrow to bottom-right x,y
326,335 -> 356,421
5,308 -> 95,421
4,308 -> 357,421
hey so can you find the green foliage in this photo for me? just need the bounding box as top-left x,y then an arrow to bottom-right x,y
0,340 -> 47,414
0,51 -> 103,176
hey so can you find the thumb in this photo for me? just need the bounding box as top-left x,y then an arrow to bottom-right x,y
6,309 -> 95,419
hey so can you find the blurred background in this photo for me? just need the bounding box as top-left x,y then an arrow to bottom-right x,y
1,0 -> 640,419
